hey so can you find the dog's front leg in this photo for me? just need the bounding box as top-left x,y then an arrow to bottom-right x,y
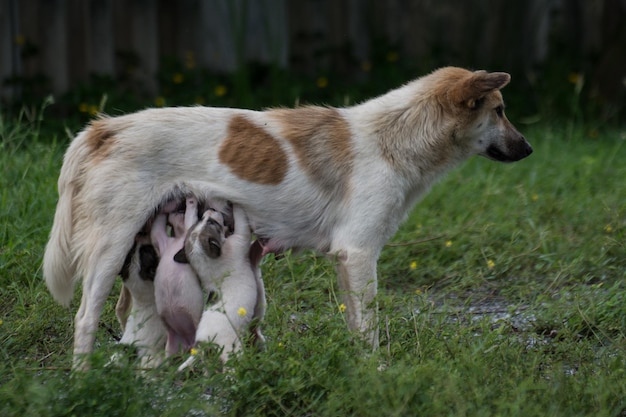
334,248 -> 380,350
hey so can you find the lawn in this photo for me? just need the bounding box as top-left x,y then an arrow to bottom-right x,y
0,104 -> 625,416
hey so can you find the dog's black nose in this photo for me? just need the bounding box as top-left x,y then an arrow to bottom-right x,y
521,138 -> 533,157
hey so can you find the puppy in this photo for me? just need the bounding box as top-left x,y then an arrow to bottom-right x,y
43,67 -> 532,365
151,197 -> 203,356
176,204 -> 266,369
114,228 -> 166,367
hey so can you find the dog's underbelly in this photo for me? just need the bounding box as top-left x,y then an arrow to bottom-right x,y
205,184 -> 337,253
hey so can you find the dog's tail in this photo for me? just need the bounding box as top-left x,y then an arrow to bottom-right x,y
43,127 -> 95,307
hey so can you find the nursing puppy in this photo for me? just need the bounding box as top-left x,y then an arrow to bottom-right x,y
151,197 -> 203,356
176,204 -> 266,369
114,228 -> 166,367
43,67 -> 532,366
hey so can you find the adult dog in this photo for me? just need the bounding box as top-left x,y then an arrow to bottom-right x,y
43,67 -> 532,366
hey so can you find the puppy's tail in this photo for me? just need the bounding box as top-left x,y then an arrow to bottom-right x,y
43,127 -> 95,307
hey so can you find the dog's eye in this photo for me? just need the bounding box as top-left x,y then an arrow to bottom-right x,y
495,105 -> 504,118
208,238 -> 221,257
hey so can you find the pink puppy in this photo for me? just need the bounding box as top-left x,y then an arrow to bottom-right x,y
151,197 -> 203,356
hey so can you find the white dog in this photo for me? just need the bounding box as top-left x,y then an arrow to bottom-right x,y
43,67 -> 532,366
175,204 -> 266,369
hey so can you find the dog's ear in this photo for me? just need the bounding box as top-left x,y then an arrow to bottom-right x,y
450,71 -> 510,109
173,249 -> 189,264
138,245 -> 159,281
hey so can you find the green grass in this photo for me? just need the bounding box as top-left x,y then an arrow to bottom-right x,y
1,107 -> 625,416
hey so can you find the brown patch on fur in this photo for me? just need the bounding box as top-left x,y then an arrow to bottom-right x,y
270,106 -> 353,197
86,118 -> 118,160
375,105 -> 455,174
427,67 -> 510,110
219,115 -> 288,185
199,218 -> 224,259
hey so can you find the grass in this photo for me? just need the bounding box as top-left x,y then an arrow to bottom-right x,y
1,101 -> 625,416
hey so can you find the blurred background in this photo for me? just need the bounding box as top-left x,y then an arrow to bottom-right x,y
1,0 -> 625,127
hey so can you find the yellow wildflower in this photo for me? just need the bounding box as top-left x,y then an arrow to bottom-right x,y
214,85 -> 227,97
338,303 -> 346,313
386,51 -> 399,63
531,194 -> 539,202
414,288 -> 422,296
604,224 -> 613,233
487,259 -> 495,269
445,240 -> 452,248
410,261 -> 417,270
190,347 -> 198,356
88,105 -> 98,116
172,73 -> 184,84
79,102 -> 89,113
567,72 -> 582,85
154,96 -> 166,107
185,51 -> 196,69
237,307 -> 247,317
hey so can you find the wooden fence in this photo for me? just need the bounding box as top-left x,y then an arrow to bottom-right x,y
1,0 -> 624,103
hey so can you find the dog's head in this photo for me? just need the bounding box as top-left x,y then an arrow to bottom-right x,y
174,208 -> 226,264
440,68 -> 532,163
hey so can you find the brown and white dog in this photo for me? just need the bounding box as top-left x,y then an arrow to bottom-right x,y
43,67 -> 532,366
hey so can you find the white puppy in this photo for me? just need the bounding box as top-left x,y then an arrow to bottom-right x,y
43,67 -> 532,366
176,204 -> 266,369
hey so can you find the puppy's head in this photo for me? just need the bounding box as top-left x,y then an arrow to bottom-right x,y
438,67 -> 533,163
175,209 -> 226,264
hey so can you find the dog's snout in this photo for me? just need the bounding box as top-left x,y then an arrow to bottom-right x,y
520,136 -> 533,157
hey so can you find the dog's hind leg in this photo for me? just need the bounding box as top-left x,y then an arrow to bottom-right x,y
334,248 -> 380,350
73,241 -> 130,369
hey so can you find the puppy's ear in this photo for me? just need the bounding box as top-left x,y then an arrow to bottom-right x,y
450,71 -> 510,109
173,249 -> 189,264
139,245 -> 159,281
